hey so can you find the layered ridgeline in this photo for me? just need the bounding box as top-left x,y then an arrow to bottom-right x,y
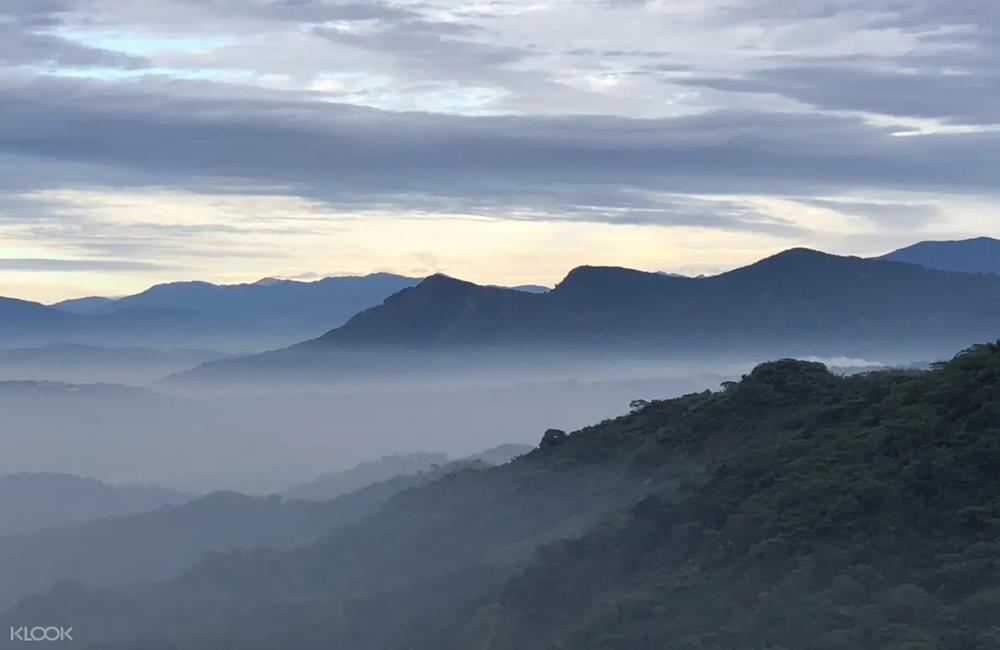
170,249 -> 1000,388
880,237 -> 1000,276
0,473 -> 189,537
8,343 -> 1000,650
0,273 -> 420,351
0,458 -> 498,612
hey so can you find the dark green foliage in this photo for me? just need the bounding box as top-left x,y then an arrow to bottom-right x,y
8,343 -> 1000,650
446,343 -> 1000,650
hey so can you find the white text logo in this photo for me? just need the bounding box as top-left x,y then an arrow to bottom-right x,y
9,627 -> 74,643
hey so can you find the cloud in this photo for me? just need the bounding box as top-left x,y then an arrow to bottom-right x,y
0,2 -> 149,69
0,257 -> 166,271
3,74 -> 1000,215
0,0 -> 999,299
676,63 -> 1000,126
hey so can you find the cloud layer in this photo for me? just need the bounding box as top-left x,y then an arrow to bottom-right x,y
1,0 -> 999,299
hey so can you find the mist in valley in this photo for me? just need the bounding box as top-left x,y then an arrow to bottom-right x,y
0,350 -> 752,493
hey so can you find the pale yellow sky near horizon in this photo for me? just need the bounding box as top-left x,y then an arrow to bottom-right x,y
1,188 -> 997,304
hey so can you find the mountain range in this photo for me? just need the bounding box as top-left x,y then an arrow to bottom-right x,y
0,274 -> 422,351
170,247 -> 1000,388
2,238 -> 997,381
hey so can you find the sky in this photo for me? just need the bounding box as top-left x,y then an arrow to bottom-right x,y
1,0 -> 999,302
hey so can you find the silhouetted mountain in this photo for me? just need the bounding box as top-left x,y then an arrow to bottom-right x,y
324,273 -> 554,347
0,473 -> 189,537
283,452 -> 449,501
12,343 -> 1000,650
323,249 -> 1000,350
880,236 -> 1000,275
174,249 -> 1000,386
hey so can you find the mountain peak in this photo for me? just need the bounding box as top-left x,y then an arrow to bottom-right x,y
724,247 -> 851,277
553,265 -> 679,297
881,237 -> 1000,275
761,247 -> 840,262
418,273 -> 477,288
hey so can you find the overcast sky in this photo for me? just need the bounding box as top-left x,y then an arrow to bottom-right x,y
1,0 -> 998,301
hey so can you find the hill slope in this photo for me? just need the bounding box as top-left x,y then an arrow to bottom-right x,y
283,452 -> 449,501
11,342 -> 1000,649
0,473 -> 189,537
880,236 -> 1000,275
0,461 -> 485,612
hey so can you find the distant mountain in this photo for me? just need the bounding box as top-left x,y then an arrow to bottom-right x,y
283,452 -> 449,501
51,296 -> 116,314
173,248 -> 1000,385
104,273 -> 419,321
2,274 -> 422,351
879,236 -> 1000,275
0,473 -> 190,537
509,284 -> 550,294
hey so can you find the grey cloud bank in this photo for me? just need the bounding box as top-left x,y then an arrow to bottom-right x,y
2,75 -> 999,223
0,0 -> 999,293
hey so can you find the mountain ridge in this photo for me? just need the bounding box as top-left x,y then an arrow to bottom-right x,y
879,236 -> 1000,275
170,248 -> 1000,386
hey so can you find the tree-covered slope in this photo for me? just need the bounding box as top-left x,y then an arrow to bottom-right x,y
432,344 -> 1000,650
7,343 -> 1000,649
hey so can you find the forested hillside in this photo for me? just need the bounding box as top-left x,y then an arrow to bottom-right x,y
7,343 -> 1000,650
